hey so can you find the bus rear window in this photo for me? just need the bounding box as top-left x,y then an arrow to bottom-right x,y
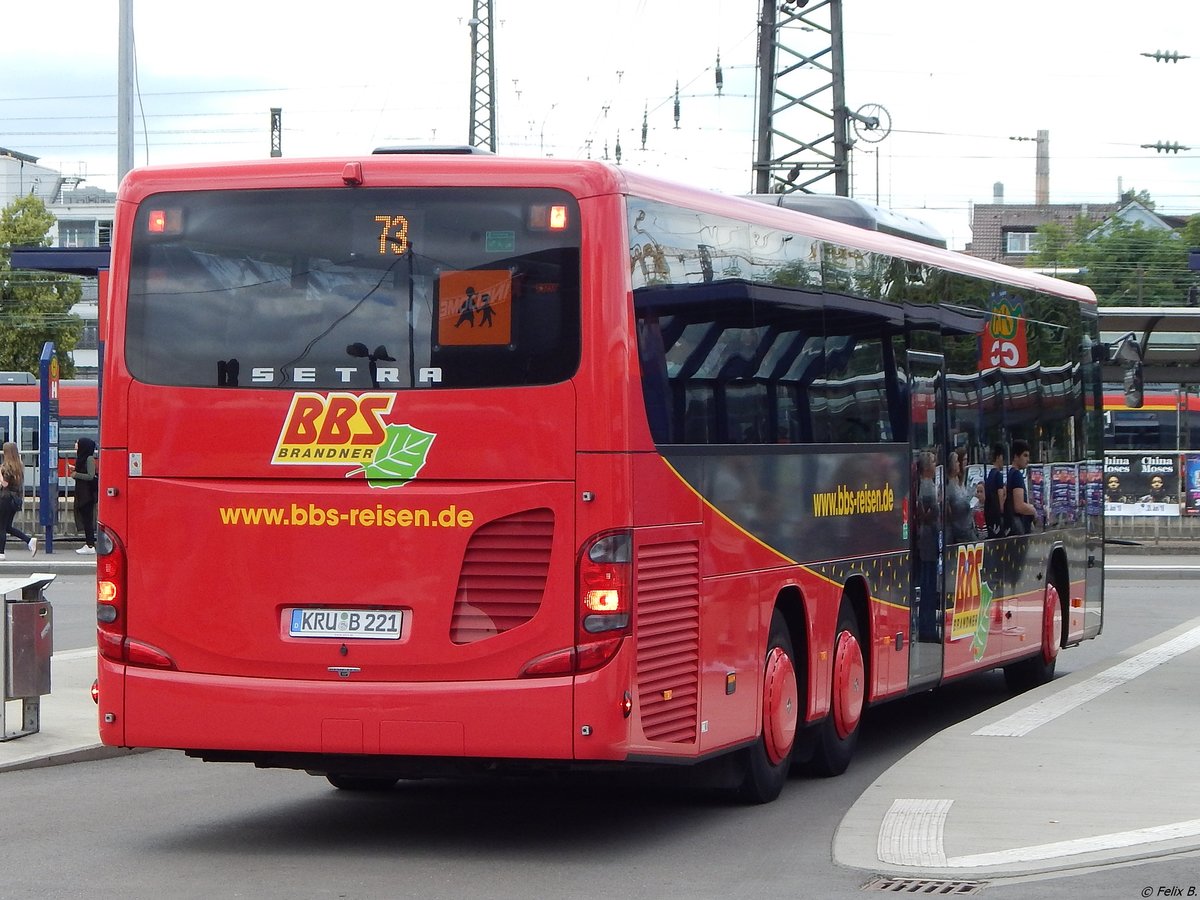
125,188 -> 581,389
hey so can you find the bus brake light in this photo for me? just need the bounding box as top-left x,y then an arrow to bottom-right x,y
575,531 -> 632,671
95,524 -> 127,663
579,532 -> 631,634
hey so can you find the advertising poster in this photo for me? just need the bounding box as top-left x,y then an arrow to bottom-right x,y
1104,453 -> 1181,517
966,464 -> 986,538
1027,465 -> 1046,522
1186,455 -> 1200,517
1082,461 -> 1104,517
1050,463 -> 1078,524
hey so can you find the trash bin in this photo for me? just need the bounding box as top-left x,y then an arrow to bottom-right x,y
1,574 -> 55,741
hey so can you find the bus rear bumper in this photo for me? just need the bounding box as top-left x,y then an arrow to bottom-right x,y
99,659 -> 579,761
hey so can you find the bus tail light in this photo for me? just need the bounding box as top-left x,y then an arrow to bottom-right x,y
517,531 -> 633,678
96,524 -> 127,663
96,525 -> 176,669
576,531 -> 632,672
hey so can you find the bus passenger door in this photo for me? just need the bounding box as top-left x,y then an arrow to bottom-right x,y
908,352 -> 945,689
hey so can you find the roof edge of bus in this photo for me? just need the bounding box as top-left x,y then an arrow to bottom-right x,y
117,154 -> 631,202
114,154 -> 1094,305
615,169 -> 1098,306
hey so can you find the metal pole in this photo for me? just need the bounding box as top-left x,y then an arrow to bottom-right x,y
831,0 -> 850,197
753,0 -> 777,194
117,0 -> 135,182
468,15 -> 480,146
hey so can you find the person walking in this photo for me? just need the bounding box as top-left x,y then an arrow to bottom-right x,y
0,441 -> 37,561
70,437 -> 99,554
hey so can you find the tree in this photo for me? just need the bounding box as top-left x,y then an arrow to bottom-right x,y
1030,207 -> 1194,306
0,194 -> 84,376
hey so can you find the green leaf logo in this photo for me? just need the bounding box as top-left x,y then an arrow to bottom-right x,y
347,424 -> 435,489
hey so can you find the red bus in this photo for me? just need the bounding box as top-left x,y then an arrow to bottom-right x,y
95,152 -> 1104,802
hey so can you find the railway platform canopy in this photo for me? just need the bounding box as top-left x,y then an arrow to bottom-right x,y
1100,306 -> 1200,386
9,247 -> 109,276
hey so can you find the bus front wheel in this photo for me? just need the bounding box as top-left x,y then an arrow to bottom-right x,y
734,609 -> 799,804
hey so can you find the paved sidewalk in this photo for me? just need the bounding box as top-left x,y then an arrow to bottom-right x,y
835,615 -> 1200,878
1,560 -> 127,772
0,647 -> 132,772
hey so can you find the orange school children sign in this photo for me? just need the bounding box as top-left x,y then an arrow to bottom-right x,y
437,270 -> 513,346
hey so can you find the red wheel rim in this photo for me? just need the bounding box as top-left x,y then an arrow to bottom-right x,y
1043,584 -> 1062,665
763,646 -> 798,765
832,629 -> 864,740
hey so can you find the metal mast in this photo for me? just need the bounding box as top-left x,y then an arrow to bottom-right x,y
468,0 -> 498,152
753,0 -> 847,195
117,0 -> 135,181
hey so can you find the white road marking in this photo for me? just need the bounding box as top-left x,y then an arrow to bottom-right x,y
53,647 -> 97,661
879,799 -> 1200,869
973,624 -> 1200,737
1106,564 -> 1200,573
877,799 -> 951,866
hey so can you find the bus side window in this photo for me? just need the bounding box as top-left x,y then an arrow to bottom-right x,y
684,389 -> 716,444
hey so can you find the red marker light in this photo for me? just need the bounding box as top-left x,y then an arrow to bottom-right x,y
528,203 -> 571,231
146,208 -> 182,235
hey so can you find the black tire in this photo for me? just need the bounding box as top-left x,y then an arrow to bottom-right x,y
733,609 -> 798,804
326,773 -> 400,791
807,602 -> 864,778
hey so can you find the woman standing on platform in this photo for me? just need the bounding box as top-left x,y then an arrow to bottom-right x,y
70,438 -> 98,554
0,441 -> 37,561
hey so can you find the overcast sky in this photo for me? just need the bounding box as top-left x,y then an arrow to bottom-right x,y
3,1 -> 1197,248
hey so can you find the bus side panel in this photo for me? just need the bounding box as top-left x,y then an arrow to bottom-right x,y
942,539 -> 1005,680
867,566 -> 912,701
574,192 -> 640,455
95,445 -> 130,748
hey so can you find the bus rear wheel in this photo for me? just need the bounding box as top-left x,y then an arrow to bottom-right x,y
1003,581 -> 1062,692
807,603 -> 864,778
734,609 -> 799,804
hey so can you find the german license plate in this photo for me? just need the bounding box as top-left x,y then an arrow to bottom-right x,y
288,608 -> 402,640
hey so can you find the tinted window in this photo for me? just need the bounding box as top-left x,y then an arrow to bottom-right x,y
126,188 -> 580,389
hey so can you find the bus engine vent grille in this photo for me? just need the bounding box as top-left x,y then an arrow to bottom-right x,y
635,540 -> 701,744
450,508 -> 555,644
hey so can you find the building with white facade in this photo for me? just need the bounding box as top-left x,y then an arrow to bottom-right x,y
2,147 -> 113,379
